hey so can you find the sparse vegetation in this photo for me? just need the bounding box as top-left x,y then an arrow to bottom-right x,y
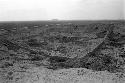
0,21 -> 125,83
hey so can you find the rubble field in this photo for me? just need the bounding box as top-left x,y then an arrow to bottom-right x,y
0,21 -> 125,83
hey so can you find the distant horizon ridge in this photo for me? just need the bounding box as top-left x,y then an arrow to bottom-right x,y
0,19 -> 124,22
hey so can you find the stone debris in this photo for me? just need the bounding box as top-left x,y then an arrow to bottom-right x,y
0,22 -> 125,83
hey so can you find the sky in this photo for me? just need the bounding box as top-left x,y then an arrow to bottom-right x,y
0,0 -> 124,21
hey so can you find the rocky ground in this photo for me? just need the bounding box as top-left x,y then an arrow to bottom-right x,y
0,21 -> 125,83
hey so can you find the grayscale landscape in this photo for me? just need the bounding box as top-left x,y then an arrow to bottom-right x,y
0,20 -> 125,83
0,0 -> 124,83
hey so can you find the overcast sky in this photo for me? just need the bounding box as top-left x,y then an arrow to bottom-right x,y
0,0 -> 124,21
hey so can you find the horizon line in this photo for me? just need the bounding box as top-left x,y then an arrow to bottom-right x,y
0,19 -> 124,23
